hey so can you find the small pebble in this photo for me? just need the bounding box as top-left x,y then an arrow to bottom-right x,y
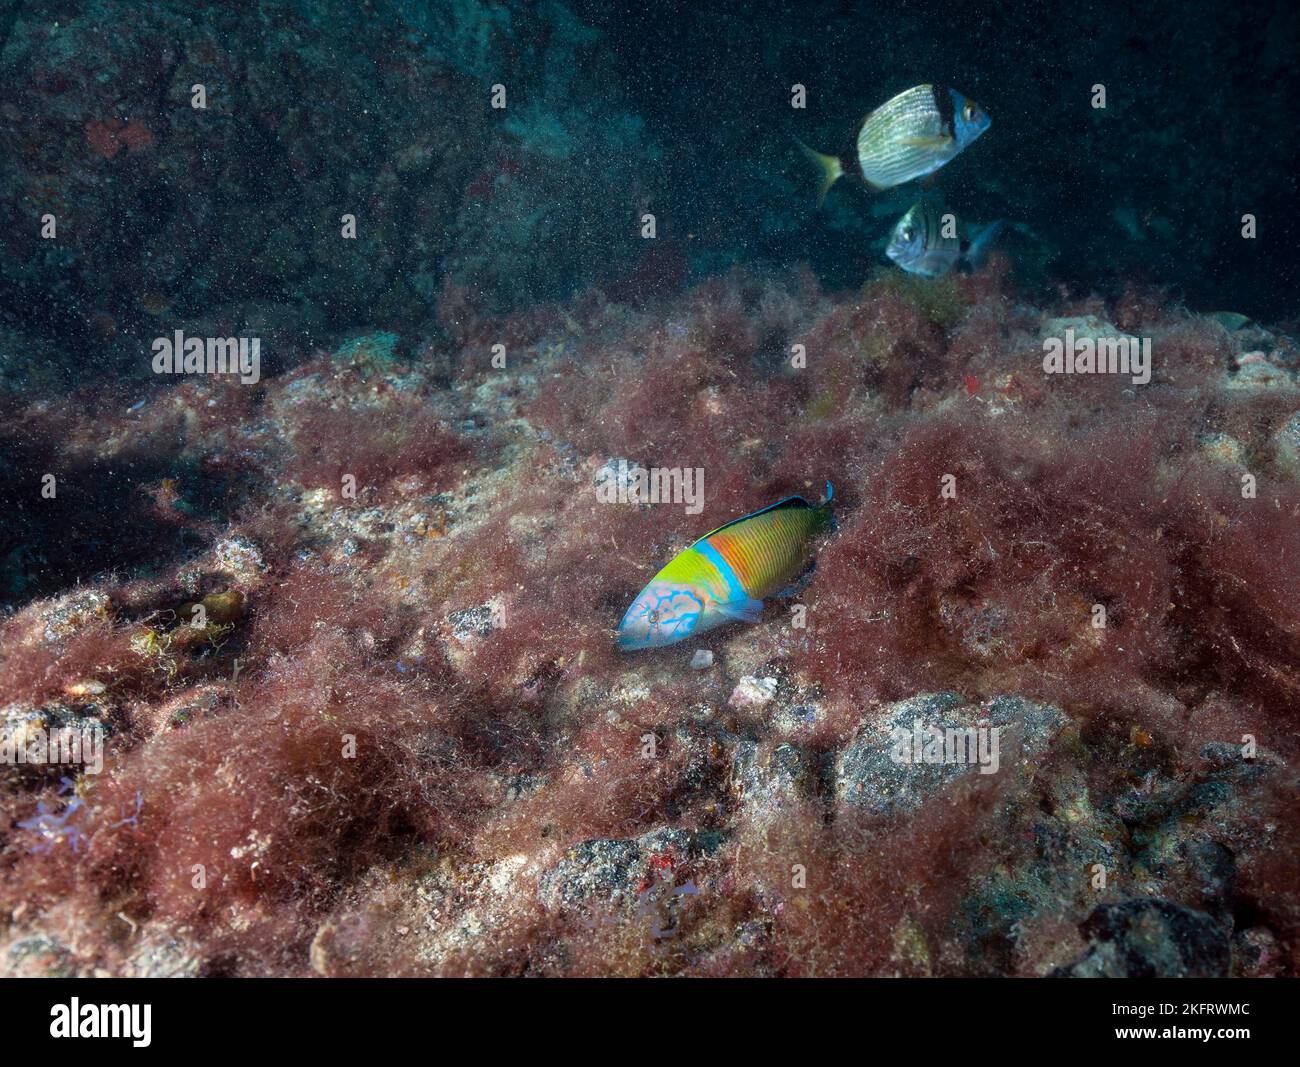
729,675 -> 777,707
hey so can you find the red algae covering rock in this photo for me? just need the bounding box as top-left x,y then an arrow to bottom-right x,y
84,119 -> 154,160
2,267 -> 1299,977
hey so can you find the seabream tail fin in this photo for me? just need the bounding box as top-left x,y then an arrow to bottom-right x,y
795,137 -> 844,206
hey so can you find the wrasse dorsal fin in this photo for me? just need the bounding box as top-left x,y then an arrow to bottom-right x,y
693,494 -> 814,544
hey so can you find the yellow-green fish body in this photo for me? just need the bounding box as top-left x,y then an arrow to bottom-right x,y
617,484 -> 834,650
801,85 -> 991,200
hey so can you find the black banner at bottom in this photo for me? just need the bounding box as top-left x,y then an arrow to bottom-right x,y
1,975 -> 1288,1054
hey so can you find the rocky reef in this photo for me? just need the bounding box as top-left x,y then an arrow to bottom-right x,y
3,0 -> 1296,400
0,0 -> 660,393
2,258 -> 1297,976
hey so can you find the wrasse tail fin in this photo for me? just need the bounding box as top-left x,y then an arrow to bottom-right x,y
795,137 -> 844,206
820,480 -> 838,532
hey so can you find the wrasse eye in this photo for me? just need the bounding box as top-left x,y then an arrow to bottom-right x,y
963,102 -> 976,122
647,608 -> 661,624
902,225 -> 915,241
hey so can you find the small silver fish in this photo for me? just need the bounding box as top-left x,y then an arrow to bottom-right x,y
799,84 -> 991,201
885,201 -> 1003,278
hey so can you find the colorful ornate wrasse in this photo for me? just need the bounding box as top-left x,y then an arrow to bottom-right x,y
617,484 -> 834,651
798,84 -> 991,201
886,199 -> 1004,278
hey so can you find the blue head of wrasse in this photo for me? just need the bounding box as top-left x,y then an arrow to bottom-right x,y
616,580 -> 711,651
950,90 -> 991,149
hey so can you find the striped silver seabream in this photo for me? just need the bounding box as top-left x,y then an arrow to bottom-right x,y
798,84 -> 991,200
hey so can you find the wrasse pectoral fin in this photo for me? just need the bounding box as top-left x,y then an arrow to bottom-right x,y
716,597 -> 764,624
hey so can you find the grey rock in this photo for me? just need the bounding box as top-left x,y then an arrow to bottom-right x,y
448,605 -> 497,641
40,589 -> 111,643
1274,411 -> 1300,477
835,692 -> 1068,816
732,739 -> 815,806
689,649 -> 713,670
1051,899 -> 1230,978
213,536 -> 266,581
124,927 -> 202,978
538,826 -> 698,912
5,935 -> 74,978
